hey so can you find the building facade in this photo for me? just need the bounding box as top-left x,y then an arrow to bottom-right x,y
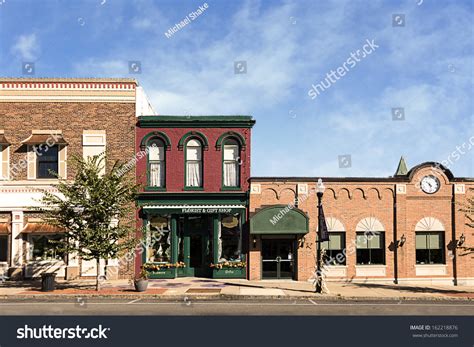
248,160 -> 474,285
0,78 -> 154,280
135,116 -> 255,279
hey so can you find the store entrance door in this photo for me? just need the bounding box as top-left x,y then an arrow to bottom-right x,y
262,239 -> 295,279
180,216 -> 212,277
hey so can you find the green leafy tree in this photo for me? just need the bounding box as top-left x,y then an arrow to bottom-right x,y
34,154 -> 139,291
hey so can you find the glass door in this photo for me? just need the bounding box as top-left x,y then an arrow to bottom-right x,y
178,215 -> 212,277
262,239 -> 295,279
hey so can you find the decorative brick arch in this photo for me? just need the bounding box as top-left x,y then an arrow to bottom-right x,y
178,131 -> 209,150
215,131 -> 246,150
140,131 -> 171,150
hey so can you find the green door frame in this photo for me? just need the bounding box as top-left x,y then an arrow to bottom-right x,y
179,215 -> 213,277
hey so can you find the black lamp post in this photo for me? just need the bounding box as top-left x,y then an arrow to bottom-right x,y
315,178 -> 328,293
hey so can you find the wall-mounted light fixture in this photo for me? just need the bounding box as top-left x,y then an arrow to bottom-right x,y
252,236 -> 257,248
398,234 -> 406,247
457,234 -> 466,247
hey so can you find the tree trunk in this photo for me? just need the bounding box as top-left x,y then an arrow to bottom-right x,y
95,258 -> 100,291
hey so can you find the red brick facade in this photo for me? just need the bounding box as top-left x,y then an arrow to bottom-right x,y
249,163 -> 474,285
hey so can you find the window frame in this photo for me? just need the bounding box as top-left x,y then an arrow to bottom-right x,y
29,233 -> 65,262
415,231 -> 445,265
184,138 -> 203,189
147,138 -> 166,189
35,144 -> 59,179
356,231 -> 385,265
221,138 -> 241,189
321,231 -> 346,265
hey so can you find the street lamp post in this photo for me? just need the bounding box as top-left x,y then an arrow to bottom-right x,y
315,178 -> 326,293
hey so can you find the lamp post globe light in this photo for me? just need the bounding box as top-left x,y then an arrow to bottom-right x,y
315,178 -> 327,294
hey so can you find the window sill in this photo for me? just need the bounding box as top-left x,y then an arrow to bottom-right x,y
221,187 -> 242,191
183,187 -> 204,191
415,264 -> 447,276
145,187 -> 167,191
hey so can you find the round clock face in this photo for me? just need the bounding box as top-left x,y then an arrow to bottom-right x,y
420,175 -> 440,194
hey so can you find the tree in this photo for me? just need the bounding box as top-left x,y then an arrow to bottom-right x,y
34,154 -> 139,291
458,196 -> 474,255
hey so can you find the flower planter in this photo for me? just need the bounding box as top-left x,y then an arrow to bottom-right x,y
134,279 -> 149,292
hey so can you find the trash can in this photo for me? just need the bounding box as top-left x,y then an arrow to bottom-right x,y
41,273 -> 56,292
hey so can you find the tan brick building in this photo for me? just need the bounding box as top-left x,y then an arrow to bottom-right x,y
249,160 -> 474,286
0,78 -> 154,280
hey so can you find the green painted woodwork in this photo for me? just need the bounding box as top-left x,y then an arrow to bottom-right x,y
212,267 -> 246,279
137,191 -> 249,206
250,205 -> 309,235
140,131 -> 172,150
395,156 -> 408,176
178,131 -> 209,150
147,268 -> 177,279
138,115 -> 255,128
215,131 -> 246,149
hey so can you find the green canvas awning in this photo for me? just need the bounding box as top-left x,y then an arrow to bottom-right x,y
250,205 -> 309,235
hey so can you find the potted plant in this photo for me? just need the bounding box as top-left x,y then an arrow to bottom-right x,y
134,267 -> 149,292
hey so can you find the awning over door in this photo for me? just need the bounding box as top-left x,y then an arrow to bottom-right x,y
250,205 -> 309,235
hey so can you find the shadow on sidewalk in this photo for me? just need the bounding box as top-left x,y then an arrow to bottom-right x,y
347,282 -> 472,294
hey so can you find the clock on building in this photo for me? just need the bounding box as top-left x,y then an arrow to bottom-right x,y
420,175 -> 440,194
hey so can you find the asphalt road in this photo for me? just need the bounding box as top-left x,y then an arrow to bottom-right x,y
0,298 -> 473,315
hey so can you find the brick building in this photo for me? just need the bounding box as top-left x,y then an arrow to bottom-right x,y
135,116 -> 255,279
0,78 -> 154,280
249,159 -> 474,285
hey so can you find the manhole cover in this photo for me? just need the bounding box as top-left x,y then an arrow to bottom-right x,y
186,288 -> 221,294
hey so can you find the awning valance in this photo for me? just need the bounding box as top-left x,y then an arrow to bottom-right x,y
21,223 -> 65,233
142,204 -> 246,214
21,134 -> 68,145
0,134 -> 10,146
250,205 -> 309,235
0,223 -> 11,234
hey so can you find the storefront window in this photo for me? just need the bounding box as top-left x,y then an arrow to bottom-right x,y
416,232 -> 444,264
356,231 -> 385,265
30,234 -> 65,261
0,235 -> 7,262
321,232 -> 346,265
148,216 -> 171,263
218,214 -> 241,262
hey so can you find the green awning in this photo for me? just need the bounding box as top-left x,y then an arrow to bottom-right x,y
250,205 -> 309,235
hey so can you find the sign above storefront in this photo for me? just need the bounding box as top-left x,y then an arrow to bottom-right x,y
143,204 -> 246,215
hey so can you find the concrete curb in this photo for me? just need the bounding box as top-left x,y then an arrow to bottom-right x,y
0,293 -> 472,302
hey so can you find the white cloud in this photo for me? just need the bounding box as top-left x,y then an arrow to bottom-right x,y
11,34 -> 39,60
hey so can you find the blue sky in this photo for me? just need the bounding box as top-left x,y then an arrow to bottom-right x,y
0,0 -> 472,177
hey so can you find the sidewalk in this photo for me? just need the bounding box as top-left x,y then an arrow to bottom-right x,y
1,278 -> 473,300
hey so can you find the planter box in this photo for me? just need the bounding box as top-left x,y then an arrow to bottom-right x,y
147,268 -> 177,279
212,267 -> 246,279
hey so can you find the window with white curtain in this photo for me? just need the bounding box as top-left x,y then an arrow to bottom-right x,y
148,139 -> 165,187
223,139 -> 240,187
186,139 -> 202,187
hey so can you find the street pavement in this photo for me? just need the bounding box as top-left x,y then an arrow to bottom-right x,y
0,297 -> 473,315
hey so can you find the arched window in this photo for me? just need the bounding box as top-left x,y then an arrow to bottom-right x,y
415,217 -> 445,264
355,217 -> 385,265
320,217 -> 346,265
223,139 -> 240,187
185,139 -> 202,187
148,139 -> 165,187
